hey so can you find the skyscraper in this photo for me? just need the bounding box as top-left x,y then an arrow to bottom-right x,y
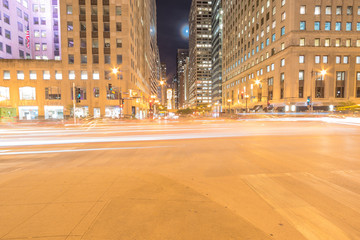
189,0 -> 212,107
222,0 -> 360,112
211,0 -> 223,108
0,0 -> 61,60
176,49 -> 189,109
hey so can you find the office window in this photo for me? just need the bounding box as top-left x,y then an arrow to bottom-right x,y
323,56 -> 328,64
4,14 -> 10,24
68,54 -> 74,64
81,55 -> 87,64
5,29 -> 10,39
116,22 -> 122,32
335,22 -> 341,31
346,39 -> 351,47
33,17 -> 39,25
6,45 -> 11,54
299,38 -> 305,46
300,21 -> 306,30
0,87 -> 10,100
94,87 -> 100,98
314,22 -> 320,30
34,30 -> 40,37
42,43 -> 47,51
69,71 -> 75,80
314,6 -> 321,15
55,71 -> 62,80
41,30 -> 46,38
336,6 -> 342,15
93,71 -> 100,80
116,6 -> 121,16
116,38 -> 122,48
81,71 -> 88,80
325,22 -> 331,31
19,87 -> 36,100
18,22 -> 23,32
343,56 -> 349,64
29,71 -> 37,80
17,71 -> 24,80
281,27 -> 285,36
43,70 -> 50,80
314,38 -> 320,46
18,36 -> 24,45
356,56 -> 360,64
300,6 -> 306,14
92,39 -> 99,48
346,22 -> 352,31
35,43 -> 40,51
3,70 -> 10,80
314,56 -> 320,64
117,55 -> 123,64
325,6 -> 331,15
104,55 -> 111,64
280,58 -> 285,67
336,56 -> 341,64
68,38 -> 74,47
357,40 -> 360,47
336,39 -> 341,47
104,71 -> 111,80
347,6 -> 353,15
299,55 -> 305,63
67,21 -> 73,31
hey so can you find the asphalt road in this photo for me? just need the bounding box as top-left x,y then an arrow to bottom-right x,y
0,118 -> 360,240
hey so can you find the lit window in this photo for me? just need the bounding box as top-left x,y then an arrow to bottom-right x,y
17,71 -> 24,80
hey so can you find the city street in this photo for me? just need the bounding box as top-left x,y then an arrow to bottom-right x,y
1,118 -> 360,240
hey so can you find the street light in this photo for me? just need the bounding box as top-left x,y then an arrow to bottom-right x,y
111,67 -> 123,118
227,99 -> 232,114
245,94 -> 250,113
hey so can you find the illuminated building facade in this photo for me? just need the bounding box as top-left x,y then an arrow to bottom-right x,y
211,0 -> 223,106
0,0 -> 61,60
189,0 -> 212,107
176,49 -> 189,109
0,0 -> 160,119
223,0 -> 360,112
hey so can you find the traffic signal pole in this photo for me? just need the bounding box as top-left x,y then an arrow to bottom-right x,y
72,82 -> 76,124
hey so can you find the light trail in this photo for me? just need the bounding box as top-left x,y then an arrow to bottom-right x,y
0,146 -> 173,156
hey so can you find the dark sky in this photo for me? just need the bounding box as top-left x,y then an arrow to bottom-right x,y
156,0 -> 192,80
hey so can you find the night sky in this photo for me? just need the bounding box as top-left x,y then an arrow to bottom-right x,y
156,0 -> 192,80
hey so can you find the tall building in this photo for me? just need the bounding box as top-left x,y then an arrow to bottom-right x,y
184,56 -> 191,107
0,0 -> 160,120
211,0 -> 223,108
222,1 -> 360,112
160,62 -> 167,105
172,74 -> 179,109
0,0 -> 61,60
189,0 -> 212,107
176,49 -> 189,109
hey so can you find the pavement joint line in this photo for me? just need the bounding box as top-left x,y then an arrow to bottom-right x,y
0,146 -> 174,156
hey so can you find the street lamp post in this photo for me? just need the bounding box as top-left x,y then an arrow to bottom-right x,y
112,67 -> 123,118
310,69 -> 327,112
245,94 -> 250,113
227,99 -> 232,114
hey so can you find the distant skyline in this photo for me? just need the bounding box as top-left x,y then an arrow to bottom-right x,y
157,0 -> 192,79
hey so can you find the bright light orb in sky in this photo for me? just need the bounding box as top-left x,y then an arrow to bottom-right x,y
181,24 -> 189,39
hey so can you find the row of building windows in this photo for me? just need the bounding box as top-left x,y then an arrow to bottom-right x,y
300,21 -> 360,31
300,5 -> 360,16
0,86 -> 122,101
1,70 -> 123,81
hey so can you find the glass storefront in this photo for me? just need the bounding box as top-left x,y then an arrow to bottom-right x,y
94,108 -> 101,118
105,106 -> 120,118
74,106 -> 89,118
18,106 -> 39,120
44,106 -> 64,119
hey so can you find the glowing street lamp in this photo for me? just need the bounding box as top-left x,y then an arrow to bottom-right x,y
320,69 -> 327,77
112,68 -> 119,74
255,79 -> 261,85
227,99 -> 232,113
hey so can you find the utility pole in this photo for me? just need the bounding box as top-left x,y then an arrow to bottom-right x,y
72,82 -> 76,124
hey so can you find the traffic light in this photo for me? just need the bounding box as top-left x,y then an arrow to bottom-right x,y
108,84 -> 112,91
76,88 -> 81,103
307,96 -> 311,106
